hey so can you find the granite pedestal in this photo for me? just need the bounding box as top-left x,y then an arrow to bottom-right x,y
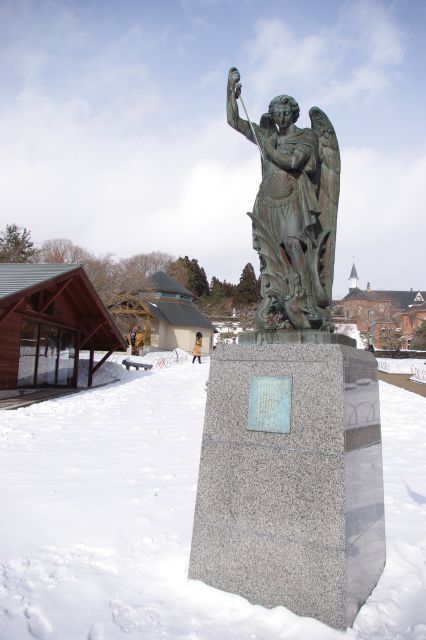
188,340 -> 386,629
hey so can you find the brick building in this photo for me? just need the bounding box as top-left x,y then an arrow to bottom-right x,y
333,264 -> 425,349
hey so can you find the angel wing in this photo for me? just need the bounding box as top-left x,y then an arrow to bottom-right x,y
309,107 -> 340,303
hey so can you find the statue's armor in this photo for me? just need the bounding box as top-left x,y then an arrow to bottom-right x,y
254,128 -> 318,246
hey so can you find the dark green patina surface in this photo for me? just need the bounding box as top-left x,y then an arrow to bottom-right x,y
227,67 -> 340,332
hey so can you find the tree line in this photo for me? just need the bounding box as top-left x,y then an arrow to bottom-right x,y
0,223 -> 261,311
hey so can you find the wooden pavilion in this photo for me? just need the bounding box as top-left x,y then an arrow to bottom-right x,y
107,293 -> 154,346
0,263 -> 127,395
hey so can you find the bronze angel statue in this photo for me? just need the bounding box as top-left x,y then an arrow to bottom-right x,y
227,67 -> 340,331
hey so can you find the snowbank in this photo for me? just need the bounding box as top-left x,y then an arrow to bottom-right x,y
334,323 -> 364,349
77,349 -> 193,387
376,357 -> 426,384
410,367 -> 426,385
377,358 -> 426,375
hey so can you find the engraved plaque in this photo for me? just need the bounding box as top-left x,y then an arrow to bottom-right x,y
248,375 -> 292,433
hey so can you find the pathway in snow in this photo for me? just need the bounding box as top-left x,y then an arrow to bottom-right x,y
0,360 -> 425,639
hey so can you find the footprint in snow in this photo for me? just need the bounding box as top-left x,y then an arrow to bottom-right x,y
25,606 -> 52,639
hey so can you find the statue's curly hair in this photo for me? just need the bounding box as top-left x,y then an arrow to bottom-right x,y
268,95 -> 300,123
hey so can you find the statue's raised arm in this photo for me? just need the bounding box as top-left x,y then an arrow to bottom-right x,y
226,67 -> 257,144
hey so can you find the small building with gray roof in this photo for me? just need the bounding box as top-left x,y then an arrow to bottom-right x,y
141,271 -> 214,354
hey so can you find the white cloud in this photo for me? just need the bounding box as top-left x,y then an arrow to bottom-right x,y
321,64 -> 389,106
243,1 -> 405,109
344,0 -> 404,66
334,149 -> 426,295
0,91 -> 261,281
246,21 -> 328,94
148,156 -> 259,281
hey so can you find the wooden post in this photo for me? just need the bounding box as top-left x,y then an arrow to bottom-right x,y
145,314 -> 152,347
73,332 -> 80,389
88,348 -> 95,388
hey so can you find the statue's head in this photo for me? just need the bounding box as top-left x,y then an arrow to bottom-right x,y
268,95 -> 300,128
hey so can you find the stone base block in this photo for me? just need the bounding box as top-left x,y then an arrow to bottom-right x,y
188,343 -> 386,629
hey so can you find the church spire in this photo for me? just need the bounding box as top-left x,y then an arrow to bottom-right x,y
348,263 -> 359,291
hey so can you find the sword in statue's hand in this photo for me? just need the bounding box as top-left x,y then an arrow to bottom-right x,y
235,81 -> 265,163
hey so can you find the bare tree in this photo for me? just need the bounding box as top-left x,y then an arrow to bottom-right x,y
35,238 -> 92,264
84,255 -> 120,305
35,238 -> 120,304
166,257 -> 191,289
35,239 -> 176,304
380,325 -> 402,351
117,251 -> 175,292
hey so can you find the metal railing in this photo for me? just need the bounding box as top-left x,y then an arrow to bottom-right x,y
152,350 -> 189,369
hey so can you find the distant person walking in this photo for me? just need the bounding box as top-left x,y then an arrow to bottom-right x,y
192,332 -> 203,364
129,324 -> 145,356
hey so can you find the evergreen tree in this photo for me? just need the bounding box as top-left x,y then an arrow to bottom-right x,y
222,280 -> 237,299
235,263 -> 260,304
209,276 -> 226,302
193,260 -> 210,297
179,256 -> 209,297
165,255 -> 210,297
0,223 -> 35,262
410,321 -> 426,350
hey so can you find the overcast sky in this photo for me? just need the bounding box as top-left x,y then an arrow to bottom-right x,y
0,0 -> 425,297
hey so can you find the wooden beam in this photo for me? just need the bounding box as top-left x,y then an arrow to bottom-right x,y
80,321 -> 106,348
39,278 -> 73,313
91,350 -> 113,377
62,283 -> 81,309
15,311 -> 80,333
110,309 -> 152,316
0,298 -> 24,325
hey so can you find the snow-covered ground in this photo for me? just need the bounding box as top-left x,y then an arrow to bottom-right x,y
0,357 -> 425,639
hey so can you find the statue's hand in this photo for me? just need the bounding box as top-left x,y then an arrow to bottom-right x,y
228,67 -> 241,98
